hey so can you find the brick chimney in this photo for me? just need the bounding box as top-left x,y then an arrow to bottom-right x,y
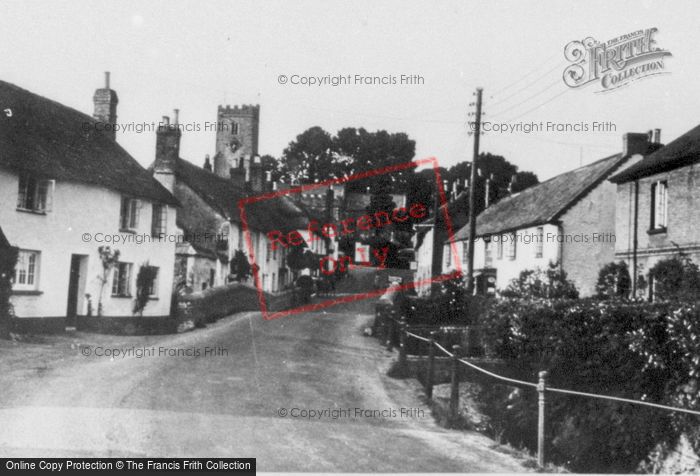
248,155 -> 264,193
230,157 -> 246,189
622,132 -> 653,156
152,112 -> 181,192
93,71 -> 119,141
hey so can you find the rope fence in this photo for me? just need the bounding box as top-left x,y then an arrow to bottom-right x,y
378,311 -> 700,468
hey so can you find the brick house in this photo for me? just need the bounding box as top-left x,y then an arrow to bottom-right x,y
0,76 -> 178,332
610,126 -> 700,298
449,132 -> 660,296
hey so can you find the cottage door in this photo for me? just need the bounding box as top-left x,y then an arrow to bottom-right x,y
66,255 -> 81,327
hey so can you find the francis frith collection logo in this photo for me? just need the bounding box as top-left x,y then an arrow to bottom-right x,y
563,28 -> 671,92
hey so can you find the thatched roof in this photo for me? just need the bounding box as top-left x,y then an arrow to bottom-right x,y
170,158 -> 309,233
0,80 -> 177,205
452,153 -> 627,240
610,124 -> 700,183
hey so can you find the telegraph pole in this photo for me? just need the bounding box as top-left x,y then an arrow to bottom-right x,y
465,87 -> 483,295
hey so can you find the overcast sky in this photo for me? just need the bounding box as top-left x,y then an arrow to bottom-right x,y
1,0 -> 696,181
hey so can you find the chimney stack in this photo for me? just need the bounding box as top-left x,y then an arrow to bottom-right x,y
653,128 -> 661,144
92,71 -> 119,141
203,154 -> 212,172
248,155 -> 264,193
623,132 -> 653,157
153,114 -> 181,192
508,175 -> 517,194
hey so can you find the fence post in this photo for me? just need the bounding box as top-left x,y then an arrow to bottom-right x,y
537,370 -> 548,469
385,311 -> 394,351
426,331 -> 437,399
398,316 -> 407,370
449,344 -> 462,423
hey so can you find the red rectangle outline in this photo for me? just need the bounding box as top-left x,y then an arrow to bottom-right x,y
238,156 -> 463,320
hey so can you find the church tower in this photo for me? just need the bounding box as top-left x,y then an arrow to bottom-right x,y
213,104 -> 260,178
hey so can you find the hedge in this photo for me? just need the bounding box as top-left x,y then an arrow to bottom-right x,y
474,298 -> 700,472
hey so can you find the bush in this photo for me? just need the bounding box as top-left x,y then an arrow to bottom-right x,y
596,261 -> 632,299
474,298 -> 700,472
649,254 -> 700,301
501,262 -> 579,299
0,246 -> 19,337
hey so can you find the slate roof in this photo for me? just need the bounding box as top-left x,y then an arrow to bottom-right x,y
0,80 -> 177,205
0,226 -> 10,248
452,153 -> 627,240
170,158 -> 309,233
610,124 -> 700,183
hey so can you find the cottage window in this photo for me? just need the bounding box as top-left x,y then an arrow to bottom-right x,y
445,244 -> 452,268
650,181 -> 668,230
484,240 -> 493,267
17,175 -> 54,213
462,242 -> 468,264
151,204 -> 167,237
497,235 -> 504,260
266,242 -> 271,263
238,226 -> 244,250
535,227 -> 544,258
217,223 -> 230,253
112,262 -> 133,296
209,268 -> 215,288
507,232 -> 517,260
120,197 -> 140,231
12,250 -> 40,291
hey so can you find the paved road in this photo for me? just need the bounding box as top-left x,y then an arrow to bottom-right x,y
0,276 -> 526,472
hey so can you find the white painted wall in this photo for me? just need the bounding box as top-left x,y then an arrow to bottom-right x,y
1,168 -> 176,318
447,224 -> 561,291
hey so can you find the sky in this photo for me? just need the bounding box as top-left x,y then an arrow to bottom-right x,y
0,0 -> 697,181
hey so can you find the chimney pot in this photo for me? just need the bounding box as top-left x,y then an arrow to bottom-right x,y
162,116 -> 170,126
173,109 -> 179,126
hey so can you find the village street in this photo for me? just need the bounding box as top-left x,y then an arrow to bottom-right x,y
0,271 -> 526,472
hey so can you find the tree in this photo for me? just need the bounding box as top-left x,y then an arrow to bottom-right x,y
279,127 -> 335,183
277,126 -> 417,192
97,246 -> 120,316
230,250 -> 252,282
596,261 -> 632,299
649,253 -> 700,301
133,263 -> 158,316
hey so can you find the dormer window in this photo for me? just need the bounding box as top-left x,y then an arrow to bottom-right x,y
17,174 -> 54,213
120,197 -> 140,231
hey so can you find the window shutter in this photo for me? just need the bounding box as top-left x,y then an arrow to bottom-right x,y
133,200 -> 141,228
112,266 -> 119,295
120,198 -> 128,229
43,180 -> 55,212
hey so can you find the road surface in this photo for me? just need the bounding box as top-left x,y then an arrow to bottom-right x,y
0,273 -> 527,472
